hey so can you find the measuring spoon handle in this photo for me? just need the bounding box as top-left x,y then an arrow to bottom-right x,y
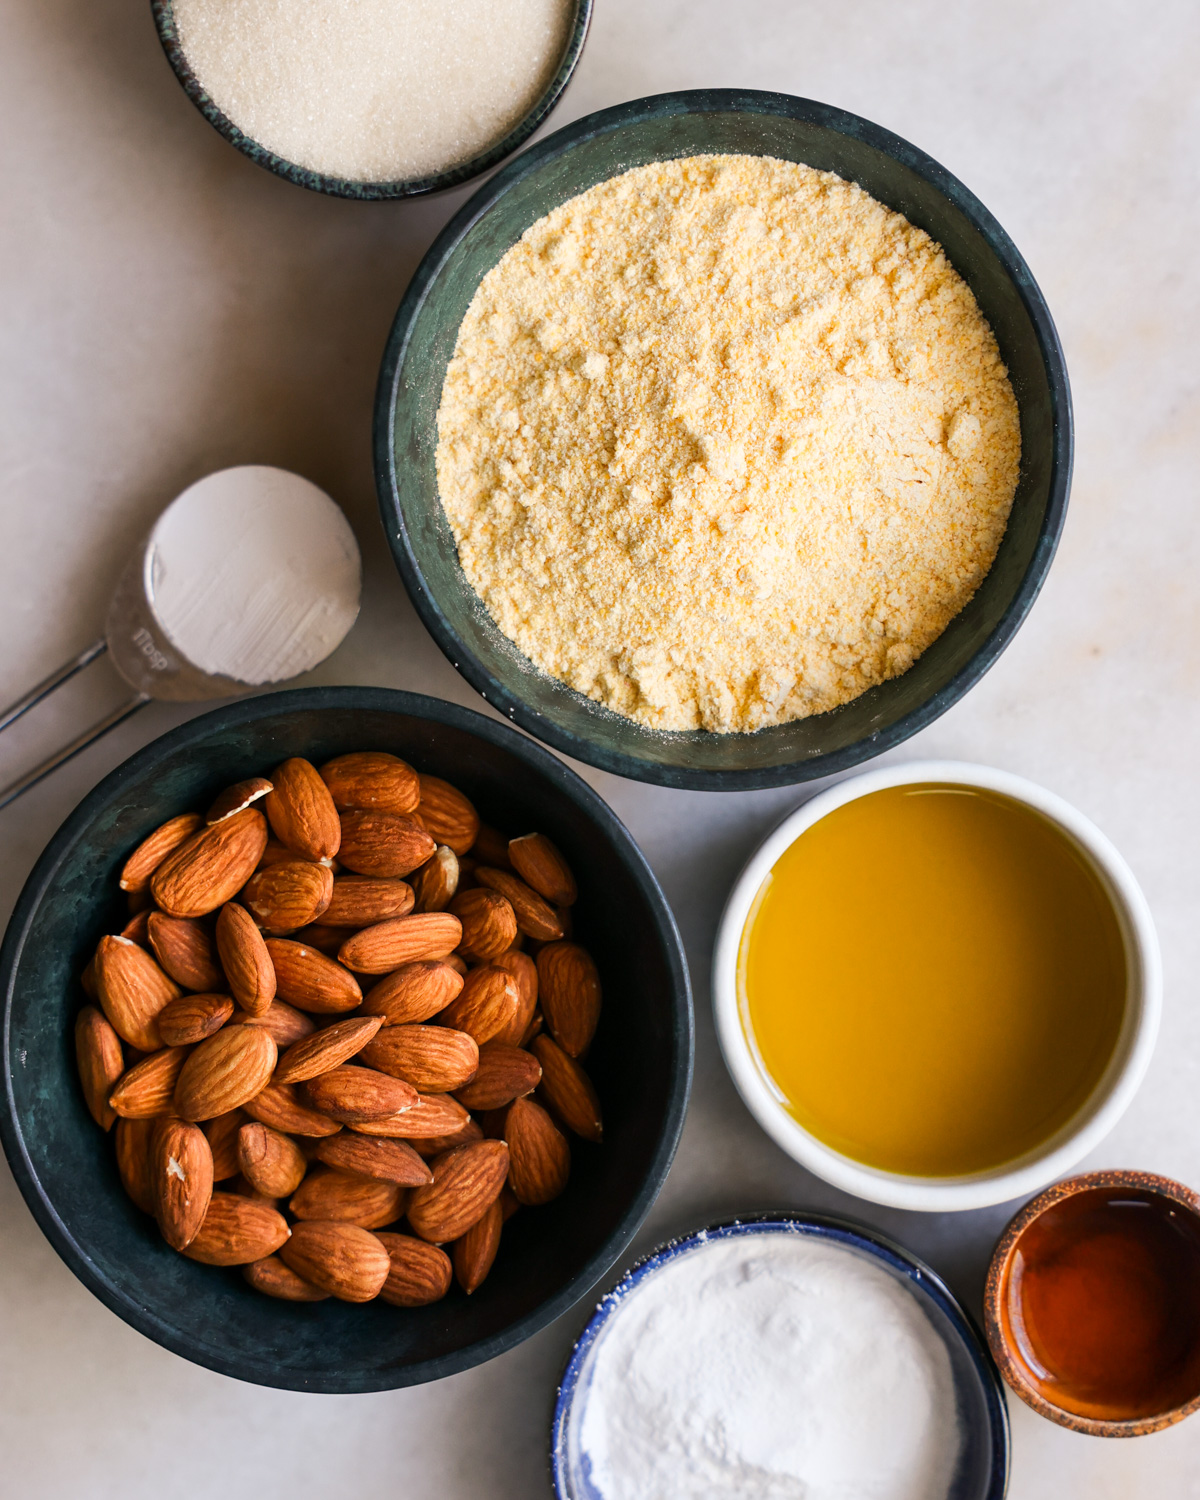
0,639 -> 109,735
0,693 -> 150,811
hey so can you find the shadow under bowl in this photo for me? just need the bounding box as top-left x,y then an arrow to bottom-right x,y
0,687 -> 692,1392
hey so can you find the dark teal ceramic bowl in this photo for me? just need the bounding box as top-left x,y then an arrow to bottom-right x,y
375,89 -> 1072,789
0,688 -> 692,1391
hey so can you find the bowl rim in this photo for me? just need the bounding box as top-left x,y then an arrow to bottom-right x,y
373,86 -> 1074,791
711,759 -> 1162,1212
148,0 -> 593,199
982,1169 -> 1200,1436
549,1211 -> 1010,1500
0,685 -> 694,1392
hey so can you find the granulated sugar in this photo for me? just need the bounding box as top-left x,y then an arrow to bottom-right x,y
436,155 -> 1021,733
173,0 -> 573,182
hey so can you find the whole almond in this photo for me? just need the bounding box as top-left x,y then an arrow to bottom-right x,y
151,1117 -> 214,1250
475,867 -> 564,942
173,1025 -> 278,1121
531,1035 -> 603,1142
95,934 -> 181,1050
184,1192 -> 290,1265
505,1096 -> 571,1205
416,775 -> 480,855
449,888 -> 517,963
109,1047 -> 189,1118
119,812 -> 204,893
493,949 -> 539,1046
454,1042 -> 542,1112
337,912 -> 462,975
237,1121 -> 308,1197
407,1139 -> 510,1243
265,939 -> 362,1013
202,1108 -> 248,1179
274,1015 -> 382,1084
80,955 -> 99,1001
360,960 -> 464,1026
376,1233 -> 452,1306
470,824 -> 511,868
146,913 -> 225,992
281,1221 -> 390,1302
508,833 -> 578,907
289,1167 -> 406,1229
410,846 -> 459,913
242,860 -> 334,933
348,1092 -> 470,1140
206,775 -> 274,825
453,1197 -> 502,1294
337,810 -> 436,878
151,808 -> 269,918
114,1115 -> 156,1212
243,1082 -> 341,1137
322,875 -> 414,928
408,1119 -> 485,1159
120,909 -> 152,947
243,1255 -> 329,1301
264,758 -> 341,862
75,1005 -> 124,1129
499,1184 -> 521,1221
232,998 -> 313,1047
288,924 -> 345,955
303,1066 -> 417,1123
215,902 -> 276,1016
520,1008 -> 544,1048
437,966 -> 521,1047
360,1025 -> 479,1094
312,1133 -> 432,1186
157,992 -> 234,1047
536,942 -> 602,1058
320,751 -> 420,814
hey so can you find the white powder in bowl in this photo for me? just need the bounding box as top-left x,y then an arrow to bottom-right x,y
574,1233 -> 962,1500
172,0 -> 575,182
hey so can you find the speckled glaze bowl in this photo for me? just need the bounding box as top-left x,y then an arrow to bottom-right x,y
375,88 -> 1073,790
0,687 -> 692,1392
149,0 -> 593,199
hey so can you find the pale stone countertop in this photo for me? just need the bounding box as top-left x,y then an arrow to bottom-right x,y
2,2 -> 1199,1495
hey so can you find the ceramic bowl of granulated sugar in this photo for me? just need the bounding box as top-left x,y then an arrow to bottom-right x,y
151,0 -> 592,198
552,1216 -> 1009,1500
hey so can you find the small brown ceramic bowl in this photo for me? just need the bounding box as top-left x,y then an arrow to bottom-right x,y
984,1170 -> 1200,1436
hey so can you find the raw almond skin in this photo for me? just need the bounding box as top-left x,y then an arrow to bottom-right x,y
303,1065 -> 418,1123
493,949 -> 539,1046
474,867 -> 564,942
411,846 -> 460,913
206,776 -> 274,825
505,1096 -> 571,1206
337,810 -> 436,879
359,1025 -> 479,1094
266,939 -> 362,1013
337,912 -> 462,974
75,1005 -> 124,1129
264,758 -> 342,862
151,1117 -> 214,1250
349,1092 -> 471,1140
499,1184 -> 521,1222
184,1192 -> 291,1265
119,813 -> 204,893
281,1221 -> 390,1302
360,960 -> 464,1027
416,775 -> 480,855
449,888 -> 518,963
109,1046 -> 190,1118
243,1082 -> 342,1137
445,953 -> 469,978
470,824 -> 511,869
320,752 -> 421,814
242,860 -> 334,933
215,902 -> 277,1016
508,832 -> 578,907
536,942 -> 602,1058
80,955 -> 99,1001
274,1015 -> 382,1085
289,1167 -> 407,1229
437,966 -> 521,1047
520,1008 -> 544,1048
151,808 -> 269,918
377,1232 -> 453,1306
408,1119 -> 485,1159
407,1139 -> 510,1243
173,1025 -> 278,1122
157,992 -> 234,1048
232,999 -> 314,1048
120,909 -> 152,947
454,1042 -> 542,1112
287,924 -> 345,955
237,1122 -> 308,1198
243,1255 -> 329,1301
531,1034 -> 603,1143
95,935 -> 182,1050
115,1116 -> 156,1212
202,1108 -> 248,1179
312,1133 -> 432,1186
147,913 -> 225,992
453,1197 -> 503,1294
322,875 -> 414,928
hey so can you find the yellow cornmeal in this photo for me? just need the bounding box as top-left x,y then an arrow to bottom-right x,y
436,155 -> 1021,733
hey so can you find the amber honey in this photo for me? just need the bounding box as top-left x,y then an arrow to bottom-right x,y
738,784 -> 1127,1177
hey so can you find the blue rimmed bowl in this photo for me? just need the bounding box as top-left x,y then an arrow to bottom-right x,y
552,1215 -> 1009,1499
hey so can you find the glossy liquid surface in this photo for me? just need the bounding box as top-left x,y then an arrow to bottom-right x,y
739,785 -> 1127,1176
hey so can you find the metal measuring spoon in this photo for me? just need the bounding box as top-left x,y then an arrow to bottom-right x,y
0,466 -> 362,808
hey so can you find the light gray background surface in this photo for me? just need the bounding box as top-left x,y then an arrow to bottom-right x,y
2,2 -> 1199,1495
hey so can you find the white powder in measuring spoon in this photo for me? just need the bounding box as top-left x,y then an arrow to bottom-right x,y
576,1234 -> 962,1500
173,0 -> 574,182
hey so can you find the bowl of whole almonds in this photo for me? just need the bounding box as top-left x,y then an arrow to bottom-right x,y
0,687 -> 691,1391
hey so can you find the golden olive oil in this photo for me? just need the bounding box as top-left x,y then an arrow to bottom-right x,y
739,785 -> 1127,1177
